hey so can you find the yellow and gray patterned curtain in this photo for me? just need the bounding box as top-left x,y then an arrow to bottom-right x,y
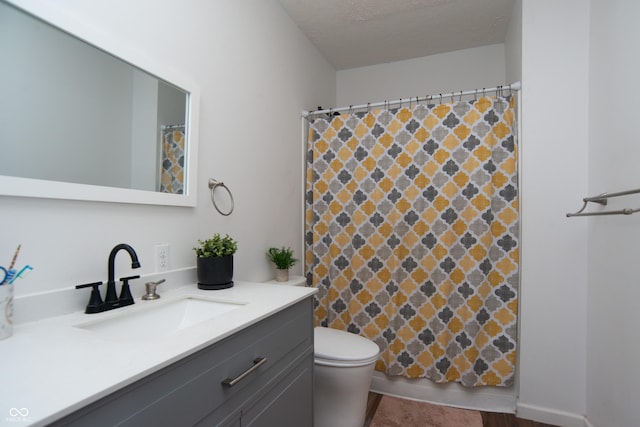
160,128 -> 185,194
305,95 -> 518,387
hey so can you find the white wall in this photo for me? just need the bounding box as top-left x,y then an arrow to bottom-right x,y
517,1 -> 589,425
0,0 -> 335,304
587,1 -> 640,426
337,44 -> 506,106
504,0 -> 522,84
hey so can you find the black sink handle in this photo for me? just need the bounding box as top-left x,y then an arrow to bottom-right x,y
118,275 -> 140,308
75,281 -> 103,289
75,281 -> 105,314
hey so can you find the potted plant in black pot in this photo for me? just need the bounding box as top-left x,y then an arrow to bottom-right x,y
194,233 -> 238,290
266,246 -> 298,282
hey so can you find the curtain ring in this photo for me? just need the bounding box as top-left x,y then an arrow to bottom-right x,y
508,84 -> 512,96
208,178 -> 234,216
482,88 -> 486,97
439,93 -> 443,104
474,89 -> 478,101
450,92 -> 454,103
349,105 -> 353,114
366,102 -> 371,113
459,90 -> 463,102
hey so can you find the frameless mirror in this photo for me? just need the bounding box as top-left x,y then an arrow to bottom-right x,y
0,0 -> 199,206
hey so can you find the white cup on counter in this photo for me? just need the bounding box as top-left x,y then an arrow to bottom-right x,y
0,284 -> 14,340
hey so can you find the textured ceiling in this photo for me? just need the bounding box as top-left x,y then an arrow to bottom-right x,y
278,0 -> 514,70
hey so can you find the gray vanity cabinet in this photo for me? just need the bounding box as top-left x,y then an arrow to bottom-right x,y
51,298 -> 314,427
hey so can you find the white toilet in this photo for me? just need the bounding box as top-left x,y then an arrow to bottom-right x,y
313,326 -> 380,427
270,276 -> 380,427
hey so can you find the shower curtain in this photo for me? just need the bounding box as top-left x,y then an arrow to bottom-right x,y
305,95 -> 518,387
160,127 -> 185,194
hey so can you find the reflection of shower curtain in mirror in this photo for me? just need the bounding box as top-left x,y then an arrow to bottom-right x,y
160,128 -> 185,194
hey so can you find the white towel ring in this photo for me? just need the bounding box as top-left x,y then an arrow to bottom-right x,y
208,178 -> 234,216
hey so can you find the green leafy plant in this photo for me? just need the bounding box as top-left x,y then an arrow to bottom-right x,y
194,234 -> 238,258
266,246 -> 298,270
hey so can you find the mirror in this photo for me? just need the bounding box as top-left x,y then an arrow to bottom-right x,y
0,0 -> 199,206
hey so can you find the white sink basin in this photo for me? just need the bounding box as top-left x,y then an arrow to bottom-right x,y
75,296 -> 244,340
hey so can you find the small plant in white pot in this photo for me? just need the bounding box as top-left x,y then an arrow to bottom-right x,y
194,233 -> 238,290
267,246 -> 298,282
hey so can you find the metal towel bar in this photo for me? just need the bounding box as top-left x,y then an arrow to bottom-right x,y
566,188 -> 640,217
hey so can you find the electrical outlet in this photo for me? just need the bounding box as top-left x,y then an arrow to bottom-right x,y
155,244 -> 170,272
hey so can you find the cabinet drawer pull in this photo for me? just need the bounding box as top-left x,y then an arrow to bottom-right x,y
222,357 -> 268,387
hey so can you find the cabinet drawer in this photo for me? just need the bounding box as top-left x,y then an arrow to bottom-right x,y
53,299 -> 313,427
198,348 -> 313,426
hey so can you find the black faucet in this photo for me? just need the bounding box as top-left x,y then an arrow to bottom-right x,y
104,244 -> 141,310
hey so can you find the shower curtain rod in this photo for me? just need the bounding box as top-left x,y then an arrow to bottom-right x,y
302,81 -> 521,118
161,124 -> 185,130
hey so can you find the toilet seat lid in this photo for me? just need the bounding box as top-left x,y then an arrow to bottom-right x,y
314,327 -> 379,362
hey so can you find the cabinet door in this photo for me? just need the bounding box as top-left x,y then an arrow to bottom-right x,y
241,355 -> 313,427
219,413 -> 241,427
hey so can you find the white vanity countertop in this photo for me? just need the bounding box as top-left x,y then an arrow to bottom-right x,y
0,281 -> 317,426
